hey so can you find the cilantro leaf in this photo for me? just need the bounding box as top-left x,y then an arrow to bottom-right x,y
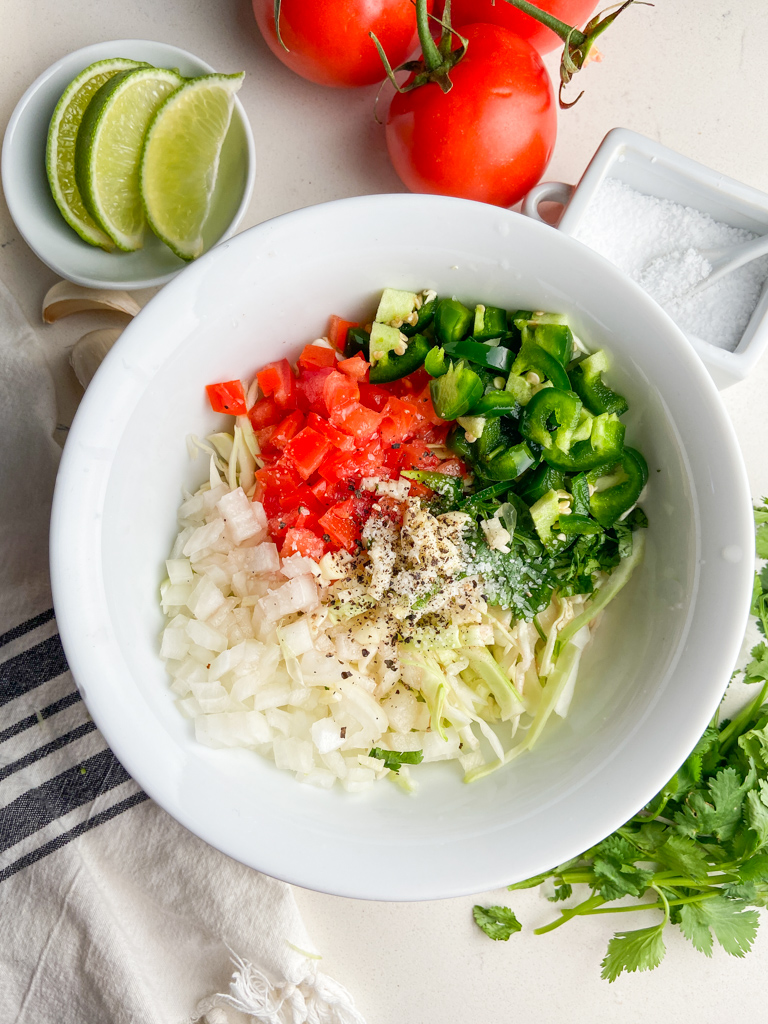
673,766 -> 756,842
679,896 -> 759,958
600,924 -> 666,982
591,835 -> 654,901
655,834 -> 712,881
737,853 -> 768,882
473,905 -> 522,941
745,643 -> 768,685
368,748 -> 423,773
756,523 -> 768,560
548,882 -> 573,903
744,779 -> 768,848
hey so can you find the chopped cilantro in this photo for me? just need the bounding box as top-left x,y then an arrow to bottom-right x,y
369,747 -> 424,773
472,905 -> 522,941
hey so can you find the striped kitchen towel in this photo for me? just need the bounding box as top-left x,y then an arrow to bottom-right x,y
0,278 -> 365,1024
0,607 -> 148,885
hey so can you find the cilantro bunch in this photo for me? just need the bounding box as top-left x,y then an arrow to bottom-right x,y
474,503 -> 768,981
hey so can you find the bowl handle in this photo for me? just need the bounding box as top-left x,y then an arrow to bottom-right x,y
521,181 -> 575,224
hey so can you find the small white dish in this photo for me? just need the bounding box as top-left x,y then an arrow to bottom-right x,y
522,127 -> 768,389
1,39 -> 255,290
50,194 -> 754,900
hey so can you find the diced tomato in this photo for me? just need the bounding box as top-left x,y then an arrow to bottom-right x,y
298,344 -> 337,370
206,380 -> 247,416
434,457 -> 466,477
412,382 -> 447,425
267,410 -> 305,450
256,358 -> 296,409
283,426 -> 334,480
337,353 -> 370,381
278,483 -> 324,514
310,477 -> 330,501
281,527 -> 325,560
389,367 -> 430,397
306,412 -> 355,451
318,498 -> 358,551
379,395 -> 418,445
249,395 -> 282,429
296,366 -> 334,415
260,488 -> 281,522
323,370 -> 359,414
383,443 -> 405,474
358,383 -> 391,412
328,315 -> 358,351
255,423 -> 279,451
329,401 -> 383,441
400,439 -> 441,471
407,479 -> 435,499
255,458 -> 302,496
375,494 -> 406,525
412,420 -> 451,445
317,448 -> 354,484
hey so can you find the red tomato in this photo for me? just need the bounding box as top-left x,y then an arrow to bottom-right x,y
329,401 -> 383,441
306,412 -> 356,451
283,426 -> 334,480
323,370 -> 359,413
296,366 -> 334,415
337,353 -> 370,381
386,23 -> 556,207
298,344 -> 337,370
251,0 -> 430,88
249,396 -> 282,429
257,359 -> 297,408
449,0 -> 597,55
281,528 -> 326,560
328,315 -> 358,350
206,380 -> 247,415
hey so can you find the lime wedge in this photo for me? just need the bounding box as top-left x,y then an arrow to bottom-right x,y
75,66 -> 184,252
140,73 -> 244,261
46,58 -> 148,250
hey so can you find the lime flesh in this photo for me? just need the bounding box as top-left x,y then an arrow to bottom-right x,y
140,73 -> 244,261
46,58 -> 147,250
75,67 -> 184,252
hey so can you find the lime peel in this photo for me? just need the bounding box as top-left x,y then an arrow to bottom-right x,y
46,57 -> 148,250
75,66 -> 184,252
139,72 -> 245,262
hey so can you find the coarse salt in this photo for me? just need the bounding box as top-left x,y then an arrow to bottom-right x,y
575,178 -> 768,352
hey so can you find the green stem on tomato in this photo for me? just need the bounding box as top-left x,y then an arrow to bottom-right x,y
416,0 -> 443,72
501,0 -> 587,45
273,0 -> 288,52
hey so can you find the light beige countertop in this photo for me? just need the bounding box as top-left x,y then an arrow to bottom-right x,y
3,1 -> 768,1020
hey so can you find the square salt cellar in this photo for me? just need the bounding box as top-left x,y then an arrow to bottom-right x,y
522,127 -> 768,388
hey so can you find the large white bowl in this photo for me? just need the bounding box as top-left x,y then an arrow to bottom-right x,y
50,194 -> 754,901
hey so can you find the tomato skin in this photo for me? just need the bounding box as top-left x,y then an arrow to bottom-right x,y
449,0 -> 597,54
385,23 -> 557,208
206,380 -> 247,416
328,315 -> 358,350
251,0 -> 429,88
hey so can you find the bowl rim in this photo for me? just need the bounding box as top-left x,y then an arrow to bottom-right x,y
1,38 -> 256,290
49,193 -> 756,900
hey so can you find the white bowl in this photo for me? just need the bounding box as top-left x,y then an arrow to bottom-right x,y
522,127 -> 768,389
50,194 -> 754,900
1,39 -> 255,290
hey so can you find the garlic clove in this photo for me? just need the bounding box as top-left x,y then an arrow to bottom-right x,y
42,281 -> 141,323
70,328 -> 124,388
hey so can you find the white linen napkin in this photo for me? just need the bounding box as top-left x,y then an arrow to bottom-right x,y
0,278 -> 365,1024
